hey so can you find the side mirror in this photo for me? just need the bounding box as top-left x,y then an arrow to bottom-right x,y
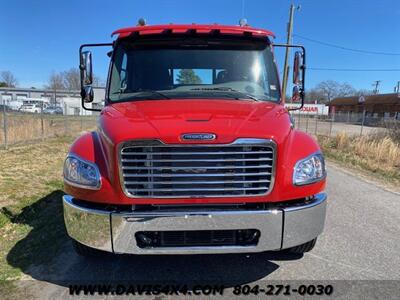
273,43 -> 306,111
293,51 -> 302,85
80,51 -> 93,86
292,86 -> 301,102
80,51 -> 93,103
81,86 -> 94,103
79,43 -> 112,112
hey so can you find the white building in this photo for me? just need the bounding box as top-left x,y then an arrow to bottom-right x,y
0,87 -> 105,115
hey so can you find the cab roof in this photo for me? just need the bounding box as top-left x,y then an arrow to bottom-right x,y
112,24 -> 275,39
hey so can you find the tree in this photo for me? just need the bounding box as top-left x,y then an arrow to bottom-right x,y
48,68 -> 104,91
0,71 -> 18,87
46,72 -> 65,90
176,69 -> 202,85
304,88 -> 326,104
0,82 -> 7,87
313,80 -> 358,103
314,80 -> 340,103
62,68 -> 81,90
338,82 -> 356,97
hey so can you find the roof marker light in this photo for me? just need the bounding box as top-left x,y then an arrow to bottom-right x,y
137,18 -> 146,26
239,18 -> 248,27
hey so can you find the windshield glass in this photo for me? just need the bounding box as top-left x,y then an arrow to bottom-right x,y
109,37 -> 280,102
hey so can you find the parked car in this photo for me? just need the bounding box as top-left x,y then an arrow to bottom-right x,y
44,106 -> 63,115
19,104 -> 41,113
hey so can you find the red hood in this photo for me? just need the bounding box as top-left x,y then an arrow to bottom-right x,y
100,99 -> 292,145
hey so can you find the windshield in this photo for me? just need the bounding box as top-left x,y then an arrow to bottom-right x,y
109,37 -> 280,102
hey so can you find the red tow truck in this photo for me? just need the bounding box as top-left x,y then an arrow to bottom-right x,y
63,21 -> 327,256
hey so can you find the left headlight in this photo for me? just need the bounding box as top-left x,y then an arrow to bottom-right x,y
293,152 -> 326,186
63,154 -> 101,189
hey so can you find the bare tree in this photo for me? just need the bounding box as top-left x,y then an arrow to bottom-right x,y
62,68 -> 81,90
314,80 -> 358,103
46,72 -> 65,90
46,72 -> 65,105
61,68 -> 104,90
0,71 -> 18,87
315,80 -> 340,103
305,88 -> 326,104
338,82 -> 356,97
46,69 -> 104,94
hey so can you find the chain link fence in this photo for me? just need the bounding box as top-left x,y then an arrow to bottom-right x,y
290,109 -> 398,138
2,96 -> 399,149
1,99 -> 97,149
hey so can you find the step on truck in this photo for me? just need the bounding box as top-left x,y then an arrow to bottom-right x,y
63,20 -> 327,256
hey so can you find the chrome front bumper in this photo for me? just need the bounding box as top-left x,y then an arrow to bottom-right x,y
63,193 -> 327,254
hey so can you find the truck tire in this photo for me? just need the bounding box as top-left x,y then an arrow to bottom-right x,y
72,240 -> 105,257
287,238 -> 317,254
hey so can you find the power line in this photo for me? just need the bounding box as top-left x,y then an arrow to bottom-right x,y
308,67 -> 400,72
293,34 -> 400,56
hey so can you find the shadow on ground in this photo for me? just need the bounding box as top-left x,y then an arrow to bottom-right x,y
6,191 -> 302,288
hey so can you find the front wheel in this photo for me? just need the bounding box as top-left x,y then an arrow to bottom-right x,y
286,238 -> 317,254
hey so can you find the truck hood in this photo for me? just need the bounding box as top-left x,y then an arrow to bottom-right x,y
100,99 -> 292,145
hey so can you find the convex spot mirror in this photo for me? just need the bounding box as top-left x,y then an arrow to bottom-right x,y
292,86 -> 301,102
82,86 -> 94,103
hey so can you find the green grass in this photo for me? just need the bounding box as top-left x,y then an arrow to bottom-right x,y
0,137 -> 74,283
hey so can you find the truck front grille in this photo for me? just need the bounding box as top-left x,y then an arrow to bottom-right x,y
119,139 -> 275,198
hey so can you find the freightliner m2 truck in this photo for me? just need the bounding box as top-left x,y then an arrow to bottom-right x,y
63,21 -> 327,256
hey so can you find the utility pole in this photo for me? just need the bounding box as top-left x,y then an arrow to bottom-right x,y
395,81 -> 400,93
372,80 -> 381,94
282,4 -> 296,102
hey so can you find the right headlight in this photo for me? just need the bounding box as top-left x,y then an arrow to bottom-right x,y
63,154 -> 101,189
293,152 -> 326,186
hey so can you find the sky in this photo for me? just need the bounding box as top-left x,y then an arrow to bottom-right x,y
1,0 -> 399,93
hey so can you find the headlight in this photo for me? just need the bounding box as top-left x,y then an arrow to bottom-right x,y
63,154 -> 101,189
293,152 -> 326,186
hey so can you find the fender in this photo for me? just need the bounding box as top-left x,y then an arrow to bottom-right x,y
64,131 -> 120,202
273,129 -> 326,201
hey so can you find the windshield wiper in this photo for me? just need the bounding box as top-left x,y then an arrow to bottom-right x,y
112,89 -> 171,100
128,89 -> 171,99
190,87 -> 260,101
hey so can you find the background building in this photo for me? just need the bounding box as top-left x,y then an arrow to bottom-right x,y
0,87 -> 105,115
328,93 -> 400,123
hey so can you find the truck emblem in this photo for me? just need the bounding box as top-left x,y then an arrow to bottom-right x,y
181,133 -> 216,141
